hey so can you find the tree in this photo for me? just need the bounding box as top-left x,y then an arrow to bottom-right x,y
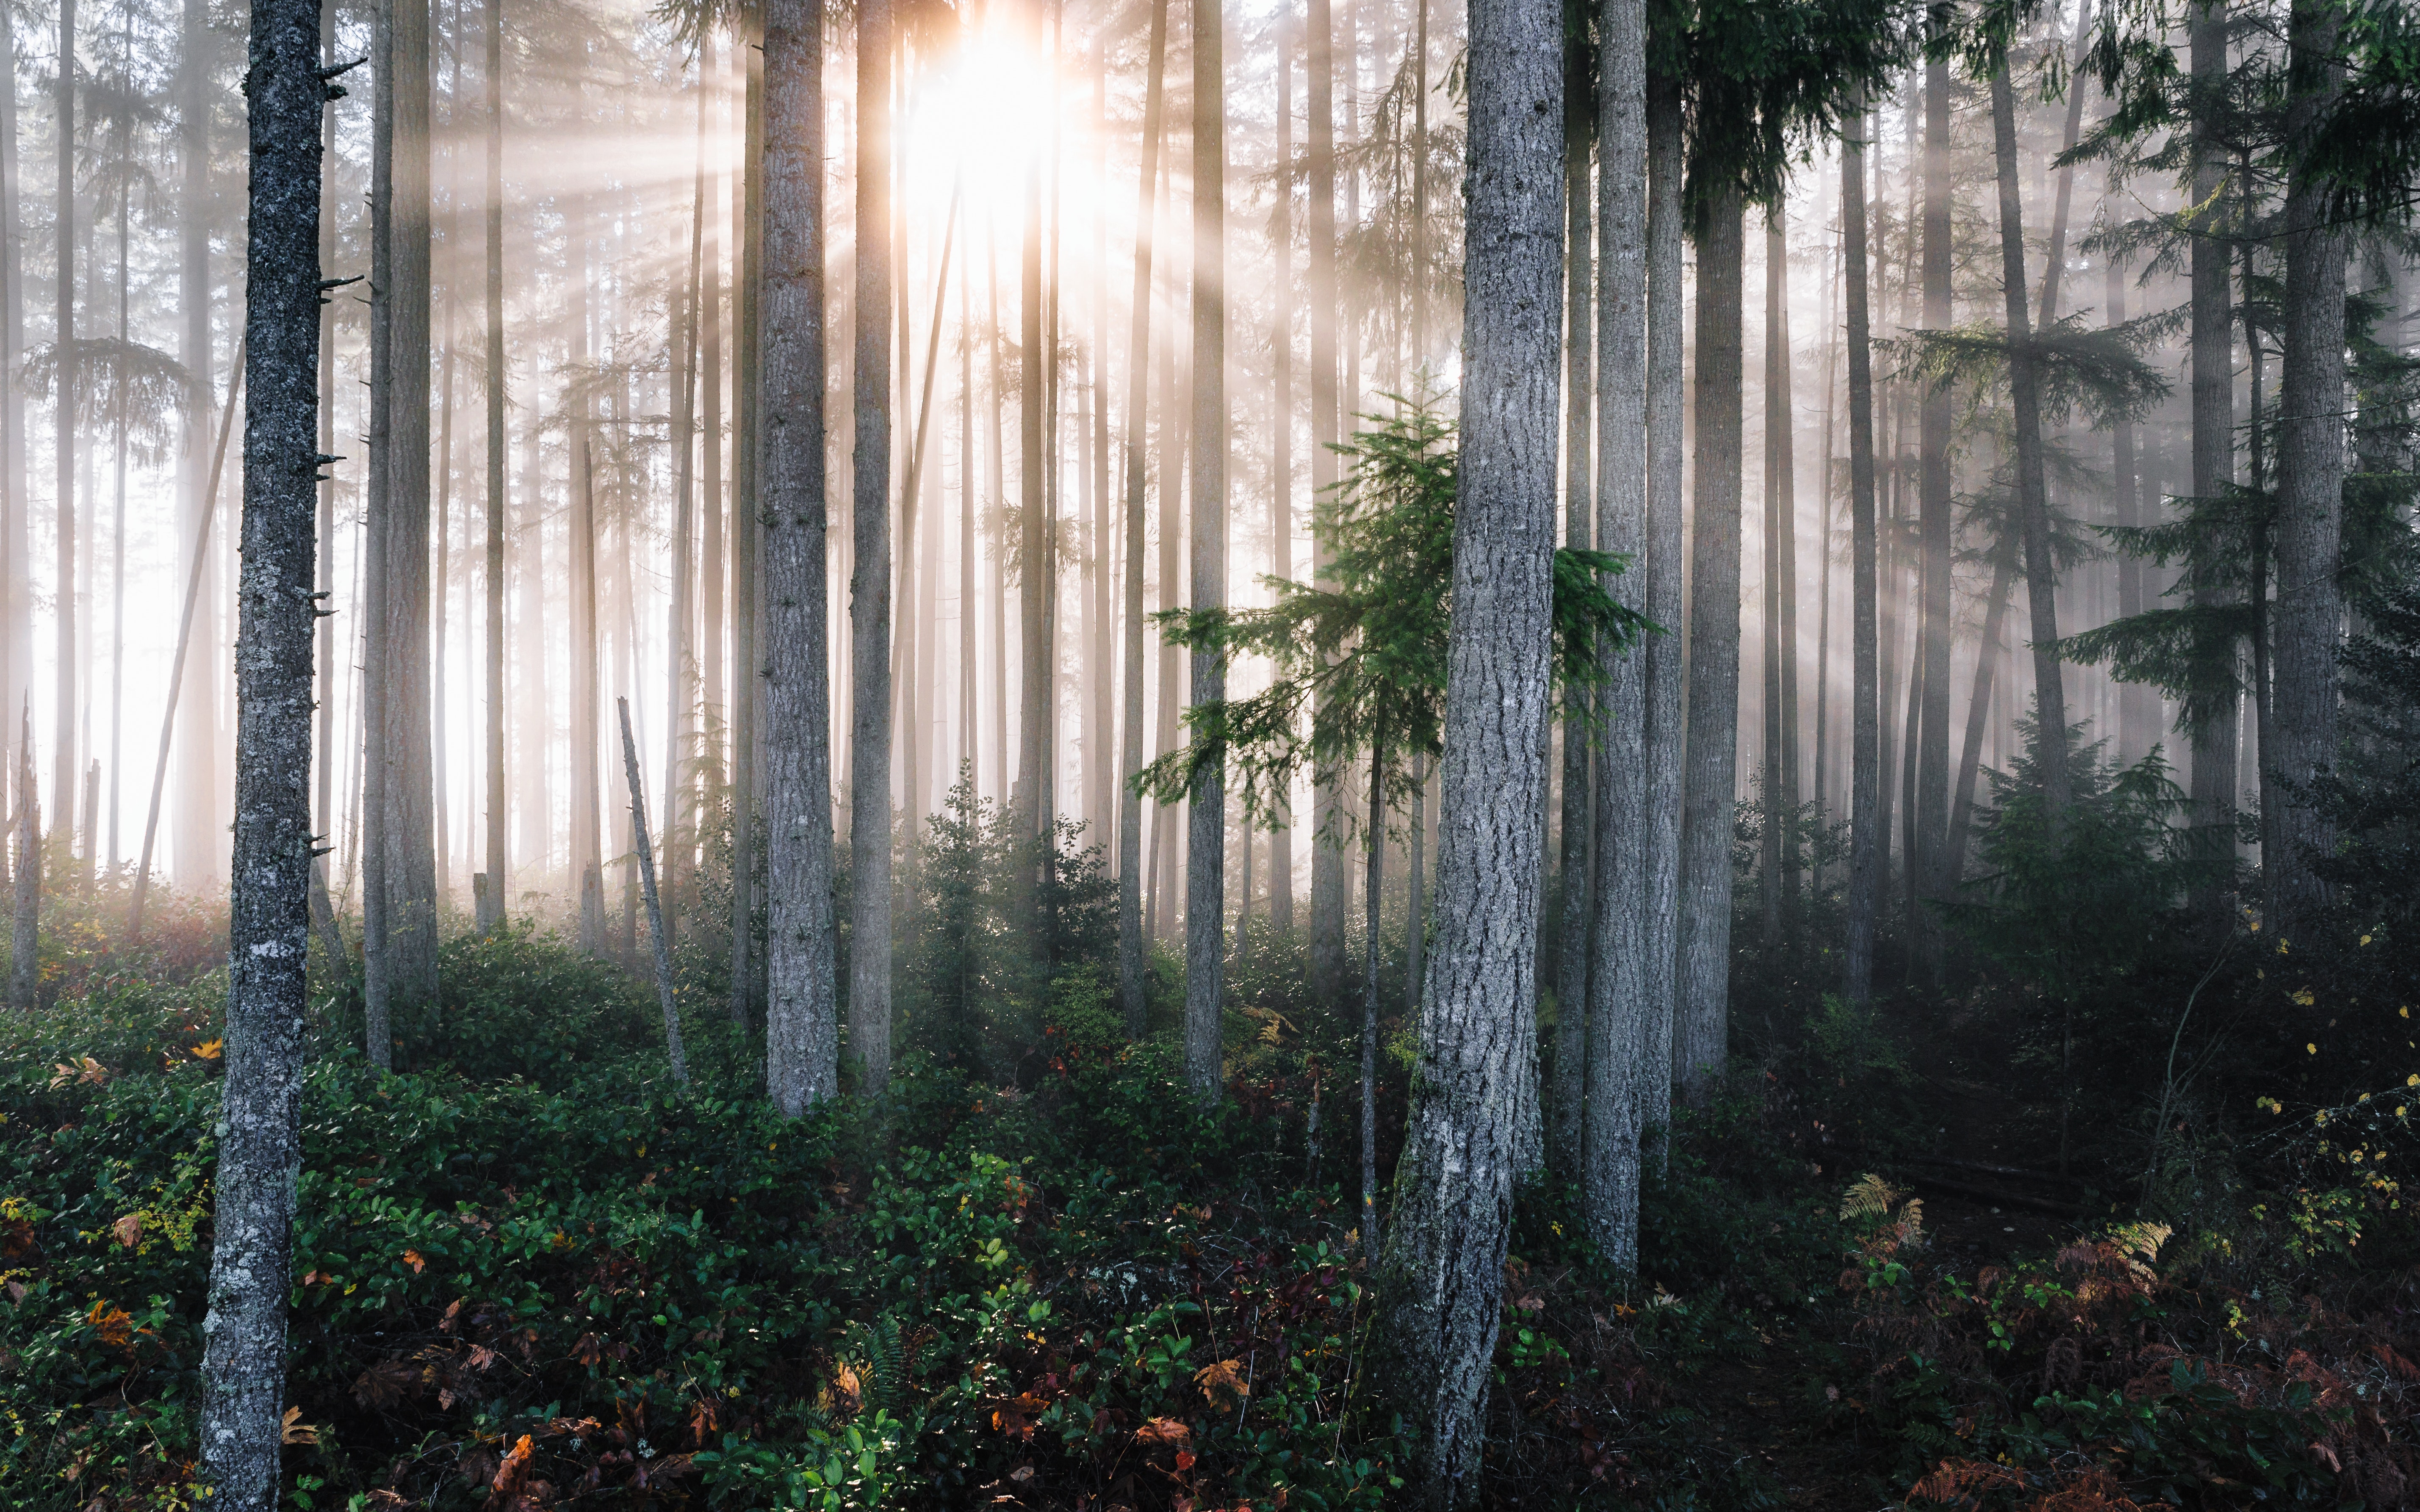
1376,0 -> 1564,1485
850,0 -> 895,1089
198,0 -> 328,1493
1182,0 -> 1229,1101
1582,0 -> 1648,1266
2186,0 -> 2236,915
1305,0 -> 1345,1004
761,0 -> 835,1116
1551,19 -> 1594,1178
1117,0 -> 1171,1037
1843,86 -> 1880,1007
479,0 -> 505,933
1146,399 -> 1637,1250
2266,0 -> 2349,924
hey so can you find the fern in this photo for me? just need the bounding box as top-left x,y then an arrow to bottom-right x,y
1840,1172 -> 1906,1223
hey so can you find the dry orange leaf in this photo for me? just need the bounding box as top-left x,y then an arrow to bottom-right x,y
1193,1358 -> 1249,1401
280,1407 -> 320,1446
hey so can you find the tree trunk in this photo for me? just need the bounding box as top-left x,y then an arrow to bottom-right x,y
0,7 -> 25,776
1759,212 -> 1784,943
11,713 -> 35,1007
1945,553 -> 2014,883
2268,0 -> 2347,925
665,69 -> 704,938
178,0 -> 220,893
1551,46 -> 1593,1177
1118,0 -> 1169,1036
1014,6 -> 1048,860
728,0 -> 764,1022
1267,14 -> 1293,936
1673,188 -> 1742,1104
1183,0 -> 1227,1100
1637,67 -> 1683,1153
1360,740 -> 1384,1245
1988,59 -> 2069,823
1377,0 -> 1562,1490
761,0 -> 836,1115
199,5 -> 321,1494
1911,55 -> 1952,968
51,0 -> 72,871
618,698 -> 689,1086
850,0 -> 894,1089
1581,0 -> 1645,1267
1843,91 -> 1881,1006
701,34 -> 725,776
477,0 -> 506,931
2185,0 -> 2236,913
1305,0 -> 1346,1004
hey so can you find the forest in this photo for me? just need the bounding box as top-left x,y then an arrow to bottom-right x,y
0,0 -> 2416,1501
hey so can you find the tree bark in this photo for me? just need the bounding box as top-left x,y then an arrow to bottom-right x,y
2185,0 -> 2236,914
1911,55 -> 1952,967
1183,0 -> 1227,1101
1988,60 -> 2070,824
11,712 -> 35,1007
179,0 -> 222,893
1944,553 -> 2014,883
1305,0 -> 1346,1003
761,0 -> 836,1115
2268,0 -> 2347,925
618,698 -> 689,1086
1014,8 -> 1048,858
1360,741 -> 1383,1247
1637,67 -> 1683,1151
1376,0 -> 1562,1490
1267,13 -> 1293,936
1551,44 -> 1593,1177
478,0 -> 505,932
1843,91 -> 1881,1006
729,0 -> 764,1022
1673,188 -> 1742,1104
199,3 -> 322,1494
850,0 -> 894,1089
1118,0 -> 1169,1036
1581,0 -> 1645,1267
50,0 -> 72,870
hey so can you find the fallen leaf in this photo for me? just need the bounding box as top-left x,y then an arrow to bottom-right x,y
110,1214 -> 143,1249
402,1249 -> 427,1274
1193,1358 -> 1250,1402
191,1039 -> 224,1060
280,1407 -> 319,1446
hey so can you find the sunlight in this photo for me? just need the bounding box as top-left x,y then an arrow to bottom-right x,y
899,15 -> 1080,245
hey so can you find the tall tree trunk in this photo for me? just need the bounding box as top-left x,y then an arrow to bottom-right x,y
1673,188 -> 1742,1104
665,66 -> 705,937
1119,0 -> 1169,1035
2268,0 -> 2346,924
619,697 -> 689,1084
761,0 -> 834,1114
382,0 -> 437,1001
1360,740 -> 1384,1242
2108,254 -> 2152,764
2184,3 -> 2236,911
1910,54 -> 1953,969
1945,552 -> 2014,882
1551,42 -> 1593,1177
1183,0 -> 1227,1100
179,0 -> 222,894
0,6 -> 25,771
1581,0 -> 1645,1266
11,718 -> 34,1007
477,0 -> 506,930
849,0 -> 894,1089
1379,0 -> 1562,1488
729,1 -> 764,1021
1988,58 -> 2069,823
1843,91 -> 1881,1006
701,33 -> 725,775
199,3 -> 321,1493
51,0 -> 73,869
1014,8 -> 1048,860
1305,0 -> 1345,1002
1758,213 -> 1785,943
1267,12 -> 1293,936
1637,67 -> 1684,1151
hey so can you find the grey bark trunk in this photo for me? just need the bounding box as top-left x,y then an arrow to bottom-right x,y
728,1 -> 764,1022
2186,0 -> 2237,914
1360,741 -> 1383,1247
1581,0 -> 1645,1267
1014,6 -> 1048,859
1638,70 -> 1683,1152
51,0 -> 72,866
478,0 -> 505,932
1118,0 -> 1169,1037
1843,92 -> 1882,1006
761,0 -> 836,1115
1551,51 -> 1593,1177
1376,0 -> 1562,1491
1988,61 -> 2070,824
1305,0 -> 1346,1003
179,0 -> 221,894
199,6 -> 323,1496
11,712 -> 34,1007
386,0 -> 436,993
1183,0 -> 1227,1101
1673,189 -> 1742,1103
2268,0 -> 2347,925
850,0 -> 894,1089
1944,554 -> 2014,883
617,698 -> 689,1086
1911,57 -> 1952,966
1268,17 -> 1293,935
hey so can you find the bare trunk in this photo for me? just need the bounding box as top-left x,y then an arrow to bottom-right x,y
618,698 -> 689,1086
728,1 -> 764,1021
1843,90 -> 1881,1006
761,0 -> 836,1114
1117,0 -> 1168,1036
1911,55 -> 1951,968
1637,69 -> 1683,1152
1267,14 -> 1293,935
2185,0 -> 2236,913
478,0 -> 506,931
1581,0 -> 1645,1266
1988,60 -> 2069,823
1183,0 -> 1227,1100
1551,49 -> 1592,1175
1673,188 -> 1742,1103
1306,0 -> 1345,1002
2268,0 -> 2347,924
850,0 -> 894,1088
199,9 -> 322,1494
1377,0 -> 1562,1490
